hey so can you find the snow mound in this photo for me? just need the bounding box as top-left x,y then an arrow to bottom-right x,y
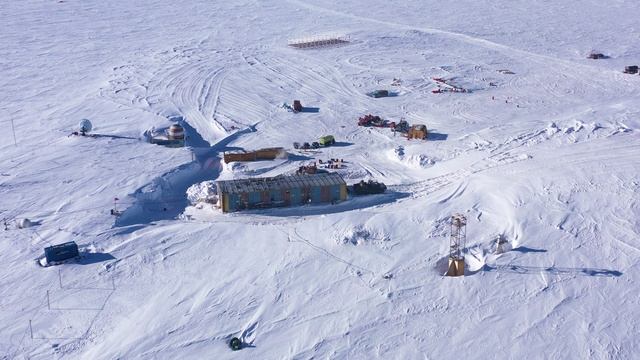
546,122 -> 559,136
409,154 -> 437,168
563,120 -> 584,134
340,168 -> 372,180
426,217 -> 450,238
394,146 -> 405,158
186,180 -> 218,205
336,225 -> 390,246
17,218 -> 33,229
390,146 -> 437,168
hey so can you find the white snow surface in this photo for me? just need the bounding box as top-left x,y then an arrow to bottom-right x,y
186,181 -> 217,206
2,0 -> 640,358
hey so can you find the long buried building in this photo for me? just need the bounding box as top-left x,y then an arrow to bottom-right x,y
216,173 -> 347,213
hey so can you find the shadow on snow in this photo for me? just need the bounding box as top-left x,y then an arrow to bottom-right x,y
76,252 -> 117,265
480,264 -> 622,277
235,191 -> 410,218
113,124 -> 259,227
511,246 -> 547,253
427,131 -> 448,141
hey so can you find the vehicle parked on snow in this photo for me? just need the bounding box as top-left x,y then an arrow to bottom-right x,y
294,136 -> 333,150
350,180 -> 387,195
391,119 -> 410,133
368,90 -> 389,98
624,65 -> 638,74
318,135 -> 336,146
293,100 -> 303,112
358,114 -> 390,127
587,52 -> 606,59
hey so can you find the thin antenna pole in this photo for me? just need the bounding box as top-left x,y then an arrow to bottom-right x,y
10,119 -> 17,146
29,320 -> 33,339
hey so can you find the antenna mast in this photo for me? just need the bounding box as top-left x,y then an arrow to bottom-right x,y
446,213 -> 467,276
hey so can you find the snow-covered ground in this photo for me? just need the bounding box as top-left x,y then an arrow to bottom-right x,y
2,0 -> 639,358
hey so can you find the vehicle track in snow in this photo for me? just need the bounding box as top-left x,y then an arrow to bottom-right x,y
287,0 -> 640,124
248,50 -> 365,107
285,0 -> 635,83
98,46 -> 264,145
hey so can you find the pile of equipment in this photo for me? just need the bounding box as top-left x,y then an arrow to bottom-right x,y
350,180 -> 387,195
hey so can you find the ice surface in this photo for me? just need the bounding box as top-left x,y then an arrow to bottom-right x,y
1,0 -> 639,358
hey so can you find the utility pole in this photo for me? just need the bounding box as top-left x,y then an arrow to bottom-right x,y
112,197 -> 119,216
11,119 -> 17,146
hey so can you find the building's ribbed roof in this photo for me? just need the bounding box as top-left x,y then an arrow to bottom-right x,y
216,173 -> 345,194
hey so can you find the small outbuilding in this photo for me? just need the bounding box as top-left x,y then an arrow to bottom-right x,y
167,124 -> 185,140
44,241 -> 79,264
149,123 -> 185,147
223,147 -> 287,163
217,173 -> 347,212
407,124 -> 428,140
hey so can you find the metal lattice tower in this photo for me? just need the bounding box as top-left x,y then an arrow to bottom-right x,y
449,214 -> 467,261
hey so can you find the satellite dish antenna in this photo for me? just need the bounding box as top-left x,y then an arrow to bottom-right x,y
79,119 -> 93,135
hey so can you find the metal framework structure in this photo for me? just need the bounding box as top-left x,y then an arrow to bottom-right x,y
449,213 -> 467,260
216,172 -> 345,195
288,34 -> 350,49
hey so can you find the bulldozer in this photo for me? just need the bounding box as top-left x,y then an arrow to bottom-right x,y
391,119 -> 410,133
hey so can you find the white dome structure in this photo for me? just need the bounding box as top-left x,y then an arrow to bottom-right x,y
18,218 -> 32,229
79,119 -> 93,134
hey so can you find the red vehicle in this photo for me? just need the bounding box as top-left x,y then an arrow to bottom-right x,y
358,114 -> 388,127
293,100 -> 302,112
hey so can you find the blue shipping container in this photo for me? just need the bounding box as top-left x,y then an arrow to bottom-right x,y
44,241 -> 79,263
